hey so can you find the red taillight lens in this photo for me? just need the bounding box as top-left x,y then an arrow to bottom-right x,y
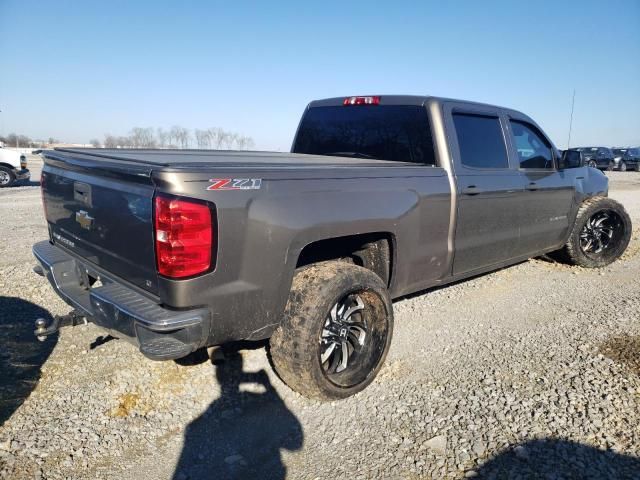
343,96 -> 380,106
154,195 -> 213,279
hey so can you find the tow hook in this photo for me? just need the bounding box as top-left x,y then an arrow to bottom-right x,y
34,311 -> 87,341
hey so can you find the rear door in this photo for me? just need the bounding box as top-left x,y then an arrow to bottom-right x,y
507,118 -> 575,255
444,103 -> 523,275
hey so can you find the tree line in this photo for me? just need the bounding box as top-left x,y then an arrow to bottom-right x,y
97,126 -> 255,150
0,133 -> 58,148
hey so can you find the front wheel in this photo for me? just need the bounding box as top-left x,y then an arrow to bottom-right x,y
0,167 -> 16,188
555,197 -> 632,268
619,161 -> 627,172
269,261 -> 393,401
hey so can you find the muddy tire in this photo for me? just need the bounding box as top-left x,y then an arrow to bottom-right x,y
556,196 -> 632,268
269,261 -> 393,401
0,167 -> 16,188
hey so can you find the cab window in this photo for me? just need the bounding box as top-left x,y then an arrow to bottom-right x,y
510,121 -> 554,169
452,113 -> 509,169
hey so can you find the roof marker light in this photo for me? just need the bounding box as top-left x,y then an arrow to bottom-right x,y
343,96 -> 380,106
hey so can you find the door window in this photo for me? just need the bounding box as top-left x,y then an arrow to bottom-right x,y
453,113 -> 509,169
510,121 -> 554,169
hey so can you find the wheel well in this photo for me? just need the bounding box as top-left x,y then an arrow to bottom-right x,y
296,233 -> 393,287
0,163 -> 15,170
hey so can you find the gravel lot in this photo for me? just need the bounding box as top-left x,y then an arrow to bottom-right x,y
1,156 -> 639,479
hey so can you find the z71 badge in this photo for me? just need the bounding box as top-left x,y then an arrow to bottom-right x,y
207,178 -> 262,191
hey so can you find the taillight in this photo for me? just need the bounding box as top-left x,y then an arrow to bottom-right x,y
154,195 -> 214,279
343,96 -> 380,106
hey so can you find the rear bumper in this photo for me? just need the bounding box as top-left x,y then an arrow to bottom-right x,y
32,240 -> 209,360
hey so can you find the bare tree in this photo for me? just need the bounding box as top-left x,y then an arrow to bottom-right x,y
206,127 -> 226,149
104,135 -> 118,148
129,127 -> 156,148
195,129 -> 210,149
227,132 -> 241,149
101,126 -> 254,150
236,135 -> 255,150
157,128 -> 169,148
90,138 -> 102,148
170,126 -> 190,149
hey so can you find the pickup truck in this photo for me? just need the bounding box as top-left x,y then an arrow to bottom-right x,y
32,95 -> 632,400
0,148 -> 30,187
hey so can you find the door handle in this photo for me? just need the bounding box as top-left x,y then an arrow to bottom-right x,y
526,182 -> 539,191
461,185 -> 482,195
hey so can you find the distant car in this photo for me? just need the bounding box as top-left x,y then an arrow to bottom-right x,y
612,147 -> 640,172
0,147 -> 31,187
569,147 -> 616,170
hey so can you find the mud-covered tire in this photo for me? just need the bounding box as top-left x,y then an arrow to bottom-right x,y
556,196 -> 632,268
269,261 -> 393,401
0,167 -> 16,188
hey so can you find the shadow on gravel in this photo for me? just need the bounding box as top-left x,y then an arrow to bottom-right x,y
173,347 -> 303,480
18,179 -> 40,187
0,296 -> 57,426
474,439 -> 640,479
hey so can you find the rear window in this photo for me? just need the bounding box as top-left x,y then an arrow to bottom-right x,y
292,105 -> 436,165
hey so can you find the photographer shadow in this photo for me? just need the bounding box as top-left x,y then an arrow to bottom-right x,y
474,438 -> 640,479
0,296 -> 57,426
173,348 -> 303,480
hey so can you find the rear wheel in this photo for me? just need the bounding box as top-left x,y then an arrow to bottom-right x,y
269,261 -> 393,400
619,161 -> 627,172
555,197 -> 631,268
0,167 -> 16,188
588,160 -> 597,168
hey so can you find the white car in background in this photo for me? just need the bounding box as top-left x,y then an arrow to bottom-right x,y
0,147 -> 30,187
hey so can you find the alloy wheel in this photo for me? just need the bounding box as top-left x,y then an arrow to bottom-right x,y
579,210 -> 624,256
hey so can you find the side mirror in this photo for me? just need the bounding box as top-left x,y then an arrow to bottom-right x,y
559,150 -> 581,169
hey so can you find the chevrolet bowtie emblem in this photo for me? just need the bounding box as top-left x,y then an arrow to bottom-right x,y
75,210 -> 94,230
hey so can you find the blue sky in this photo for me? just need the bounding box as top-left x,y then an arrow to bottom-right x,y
1,0 -> 638,150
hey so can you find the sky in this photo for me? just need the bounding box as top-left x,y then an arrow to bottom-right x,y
1,0 -> 639,150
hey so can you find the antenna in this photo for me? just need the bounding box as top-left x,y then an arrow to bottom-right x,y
567,89 -> 576,149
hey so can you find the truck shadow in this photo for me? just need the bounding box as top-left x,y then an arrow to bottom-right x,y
0,296 -> 57,426
474,438 -> 640,479
173,347 -> 303,480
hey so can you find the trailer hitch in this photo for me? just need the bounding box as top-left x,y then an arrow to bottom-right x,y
34,311 -> 87,341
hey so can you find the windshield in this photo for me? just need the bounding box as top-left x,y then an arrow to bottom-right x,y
292,105 -> 436,164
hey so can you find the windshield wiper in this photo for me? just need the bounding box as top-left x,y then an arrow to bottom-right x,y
324,151 -> 379,160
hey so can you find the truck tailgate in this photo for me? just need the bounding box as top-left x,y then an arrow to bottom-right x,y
41,151 -> 159,295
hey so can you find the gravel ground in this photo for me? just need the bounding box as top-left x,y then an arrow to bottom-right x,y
1,158 -> 639,479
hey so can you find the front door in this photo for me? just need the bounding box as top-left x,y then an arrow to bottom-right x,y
507,119 -> 574,255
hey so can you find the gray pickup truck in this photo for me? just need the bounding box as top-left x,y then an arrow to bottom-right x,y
33,95 -> 632,400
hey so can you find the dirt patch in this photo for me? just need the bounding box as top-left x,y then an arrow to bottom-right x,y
110,392 -> 141,418
599,336 -> 640,375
